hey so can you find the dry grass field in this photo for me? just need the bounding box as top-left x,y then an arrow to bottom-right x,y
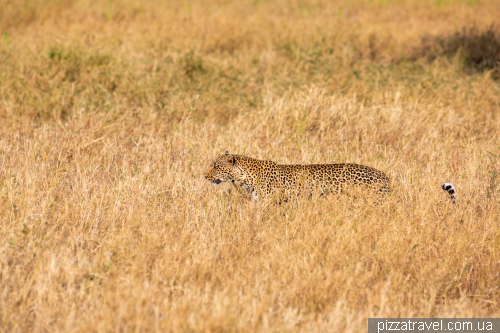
1,0 -> 500,331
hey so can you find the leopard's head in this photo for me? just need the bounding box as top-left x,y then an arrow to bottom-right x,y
204,151 -> 238,186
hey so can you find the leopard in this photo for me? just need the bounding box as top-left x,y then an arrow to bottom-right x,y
204,151 -> 457,205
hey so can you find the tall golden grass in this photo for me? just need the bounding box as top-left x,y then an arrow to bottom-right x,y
1,0 -> 499,331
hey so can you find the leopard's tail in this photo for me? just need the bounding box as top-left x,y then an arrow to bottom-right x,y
441,183 -> 457,205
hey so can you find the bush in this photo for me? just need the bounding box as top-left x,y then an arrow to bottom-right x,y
416,25 -> 500,79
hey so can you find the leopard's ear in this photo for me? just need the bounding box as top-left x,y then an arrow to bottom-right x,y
225,154 -> 235,166
225,151 -> 229,155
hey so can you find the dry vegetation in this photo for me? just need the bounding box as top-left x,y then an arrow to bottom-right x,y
1,0 -> 500,331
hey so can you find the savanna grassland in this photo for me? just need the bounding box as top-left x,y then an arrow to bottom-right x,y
1,0 -> 500,331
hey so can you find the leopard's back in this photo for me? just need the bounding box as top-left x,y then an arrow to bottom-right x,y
275,163 -> 390,197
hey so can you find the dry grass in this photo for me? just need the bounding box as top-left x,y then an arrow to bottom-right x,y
1,0 -> 500,331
